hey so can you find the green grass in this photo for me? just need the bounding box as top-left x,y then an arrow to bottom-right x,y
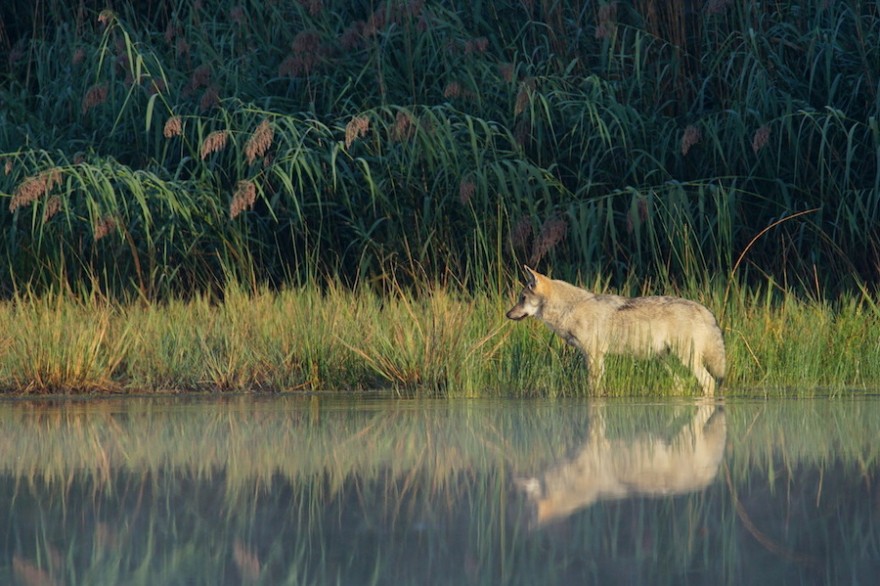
1,279 -> 878,395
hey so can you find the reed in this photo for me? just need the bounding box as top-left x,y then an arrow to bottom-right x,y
1,0 -> 879,298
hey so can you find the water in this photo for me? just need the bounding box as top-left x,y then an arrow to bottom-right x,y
1,395 -> 878,585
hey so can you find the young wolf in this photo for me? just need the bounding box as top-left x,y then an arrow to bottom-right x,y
506,266 -> 726,395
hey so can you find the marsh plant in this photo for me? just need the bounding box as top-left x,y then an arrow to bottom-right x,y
1,0 -> 879,298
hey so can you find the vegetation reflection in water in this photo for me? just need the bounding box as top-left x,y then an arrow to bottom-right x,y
1,396 -> 878,585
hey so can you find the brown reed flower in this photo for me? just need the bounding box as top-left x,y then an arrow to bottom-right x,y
705,0 -> 732,15
391,111 -> 415,142
72,47 -> 86,66
188,64 -> 213,94
444,82 -> 462,99
498,63 -> 516,83
514,78 -> 536,117
463,37 -> 489,54
81,83 -> 108,115
148,77 -> 167,96
245,120 -> 274,165
752,125 -> 771,154
229,6 -> 246,26
681,124 -> 702,156
596,2 -> 618,39
298,0 -> 324,16
345,115 -> 370,148
176,37 -> 191,60
511,216 -> 533,252
164,116 -> 183,139
93,215 -> 119,242
9,168 -> 62,212
529,217 -> 568,266
459,178 -> 476,205
43,196 -> 62,222
3,158 -> 12,175
200,130 -> 228,159
281,31 -> 324,77
230,180 -> 257,219
199,86 -> 220,112
339,21 -> 365,51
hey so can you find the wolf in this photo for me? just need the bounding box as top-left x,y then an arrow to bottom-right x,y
516,401 -> 727,527
506,266 -> 726,395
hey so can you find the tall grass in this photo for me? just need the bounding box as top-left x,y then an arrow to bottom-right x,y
2,0 -> 879,297
1,280 -> 879,395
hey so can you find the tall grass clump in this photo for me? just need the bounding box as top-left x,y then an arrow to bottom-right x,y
0,0 -> 878,298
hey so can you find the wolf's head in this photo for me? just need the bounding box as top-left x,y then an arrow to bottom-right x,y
506,265 -> 548,321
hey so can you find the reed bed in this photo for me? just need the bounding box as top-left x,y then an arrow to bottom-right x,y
2,0 -> 880,299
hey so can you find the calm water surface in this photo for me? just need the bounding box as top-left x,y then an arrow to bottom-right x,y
1,395 -> 878,585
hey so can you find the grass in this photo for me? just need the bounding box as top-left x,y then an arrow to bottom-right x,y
1,277 -> 879,395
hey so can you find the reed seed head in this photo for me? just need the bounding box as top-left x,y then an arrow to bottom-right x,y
199,86 -> 220,112
529,217 -> 568,266
391,111 -> 415,142
596,2 -> 618,39
752,125 -> 770,154
200,130 -> 228,159
298,0 -> 324,16
511,216 -> 533,252
344,115 -> 370,148
681,124 -> 702,156
514,78 -> 536,117
93,215 -> 119,241
9,168 -> 62,212
443,82 -> 462,99
245,120 -> 274,165
82,84 -> 108,115
43,196 -> 62,222
164,116 -> 182,139
230,180 -> 257,219
459,178 -> 476,205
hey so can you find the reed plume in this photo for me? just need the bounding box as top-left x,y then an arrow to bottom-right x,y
82,84 -> 108,115
245,120 -> 274,165
230,180 -> 257,219
163,115 -> 182,138
9,168 -> 62,212
752,125 -> 771,154
93,215 -> 119,241
681,124 -> 702,156
200,130 -> 228,159
529,217 -> 568,266
344,115 -> 370,148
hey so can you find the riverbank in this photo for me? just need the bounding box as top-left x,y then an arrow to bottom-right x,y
1,282 -> 878,396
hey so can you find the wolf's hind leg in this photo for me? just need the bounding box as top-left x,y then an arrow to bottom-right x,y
691,359 -> 717,396
585,352 -> 605,392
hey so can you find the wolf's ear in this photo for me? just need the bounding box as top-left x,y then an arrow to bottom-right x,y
523,265 -> 538,289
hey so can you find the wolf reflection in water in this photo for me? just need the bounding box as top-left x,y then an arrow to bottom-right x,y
516,402 -> 727,527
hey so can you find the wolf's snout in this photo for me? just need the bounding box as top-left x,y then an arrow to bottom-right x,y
506,306 -> 527,320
